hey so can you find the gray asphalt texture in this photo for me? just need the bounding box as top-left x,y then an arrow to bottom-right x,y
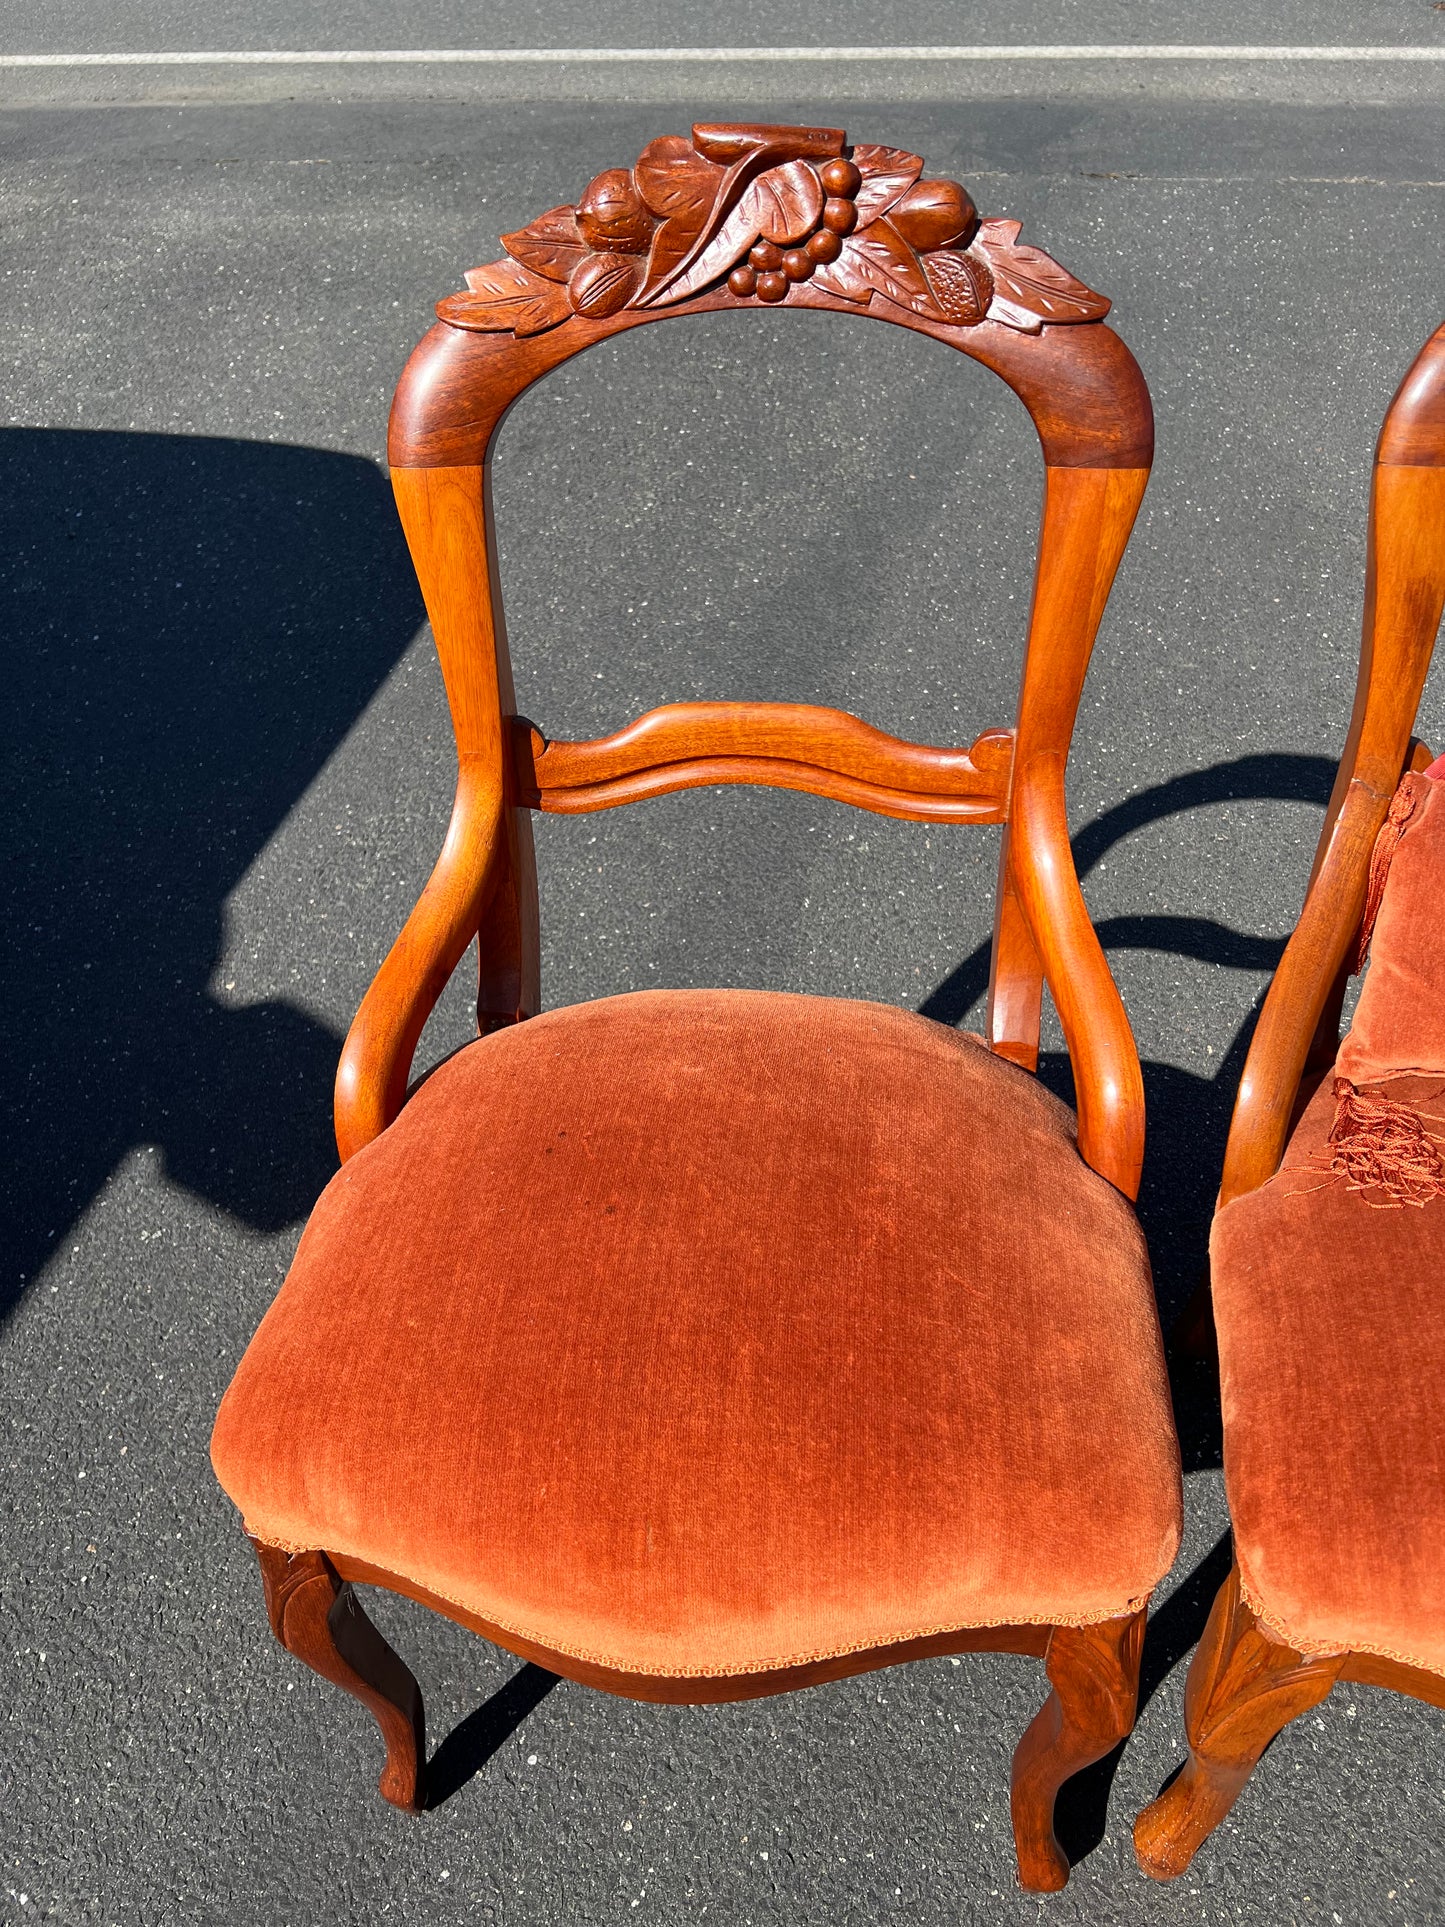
2,0 -> 1443,54
2,54 -> 1444,1927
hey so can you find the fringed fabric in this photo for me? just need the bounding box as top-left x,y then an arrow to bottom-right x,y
1301,1076 -> 1445,1209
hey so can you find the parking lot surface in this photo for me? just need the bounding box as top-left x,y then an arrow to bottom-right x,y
2,38 -> 1444,1927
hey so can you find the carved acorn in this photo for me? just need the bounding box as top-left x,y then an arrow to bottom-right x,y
575,168 -> 653,253
889,178 -> 979,252
567,252 -> 644,317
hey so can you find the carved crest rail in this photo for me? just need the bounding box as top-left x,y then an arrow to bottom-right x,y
440,121 -> 1109,341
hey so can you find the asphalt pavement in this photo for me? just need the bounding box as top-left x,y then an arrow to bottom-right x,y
2,38 -> 1444,1927
1,2 -> 1441,53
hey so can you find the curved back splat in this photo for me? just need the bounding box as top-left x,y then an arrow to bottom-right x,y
340,123 -> 1156,1196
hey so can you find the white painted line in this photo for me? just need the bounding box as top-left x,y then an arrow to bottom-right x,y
1,45 -> 1444,68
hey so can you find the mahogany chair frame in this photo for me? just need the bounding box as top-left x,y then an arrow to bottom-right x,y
1134,322 -> 1445,1882
243,124 -> 1164,1892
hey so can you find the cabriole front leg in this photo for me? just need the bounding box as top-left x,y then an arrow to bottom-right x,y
1010,1609 -> 1146,1891
251,1539 -> 427,1813
1133,1565 -> 1341,1880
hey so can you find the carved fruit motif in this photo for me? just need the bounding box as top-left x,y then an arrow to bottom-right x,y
576,169 -> 653,252
437,122 -> 1110,339
567,252 -> 643,317
923,249 -> 994,326
819,158 -> 862,196
889,179 -> 978,252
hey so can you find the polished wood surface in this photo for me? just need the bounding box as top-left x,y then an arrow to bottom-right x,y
392,295 -> 1154,475
1012,1611 -> 1146,1891
1220,331 -> 1445,1207
986,824 -> 1045,1070
265,123 -> 1167,1892
390,123 -> 1151,474
1134,1567 -> 1341,1881
334,465 -> 540,1160
513,706 -> 1014,822
1340,1647 -> 1445,1712
1375,320 -> 1445,466
1007,463 -> 1149,1192
253,1541 -> 427,1813
1134,1571 -> 1445,1879
438,124 -> 1109,345
1142,319 -> 1445,1882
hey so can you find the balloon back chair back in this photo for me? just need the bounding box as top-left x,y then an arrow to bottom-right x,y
211,125 -> 1183,1895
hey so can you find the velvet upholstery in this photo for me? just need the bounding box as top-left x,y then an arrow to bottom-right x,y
212,990 -> 1182,1679
1338,768 -> 1445,1083
1212,1071 -> 1445,1673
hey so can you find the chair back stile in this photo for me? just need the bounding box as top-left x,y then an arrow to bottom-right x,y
1222,323 -> 1445,1205
336,123 -> 1156,1195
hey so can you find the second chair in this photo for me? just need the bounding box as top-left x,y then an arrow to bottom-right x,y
1136,321 -> 1445,1880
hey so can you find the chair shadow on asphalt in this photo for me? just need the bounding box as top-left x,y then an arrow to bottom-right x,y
1,426 -> 424,1321
425,1663 -> 561,1810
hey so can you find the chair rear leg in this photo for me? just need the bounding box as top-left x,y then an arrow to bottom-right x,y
1010,1609 -> 1145,1891
251,1539 -> 427,1813
1133,1564 -> 1341,1880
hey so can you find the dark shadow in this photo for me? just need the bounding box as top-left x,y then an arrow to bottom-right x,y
1051,1529 -> 1235,1869
0,428 -> 425,1318
1070,754 -> 1333,875
1137,1529 -> 1234,1716
1093,913 -> 1287,974
1132,1004 -> 1265,1341
920,753 -> 1332,1030
1051,1735 -> 1130,1870
426,1664 -> 560,1809
1166,1327 -> 1227,1480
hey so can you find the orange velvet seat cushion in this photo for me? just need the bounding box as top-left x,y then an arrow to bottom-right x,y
211,990 -> 1182,1680
1212,1072 -> 1445,1674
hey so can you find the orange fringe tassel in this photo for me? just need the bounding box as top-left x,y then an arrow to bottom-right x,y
1307,1077 -> 1445,1209
1353,778 -> 1422,972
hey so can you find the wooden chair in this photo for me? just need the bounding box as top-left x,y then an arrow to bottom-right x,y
210,123 -> 1183,1893
1134,321 -> 1445,1881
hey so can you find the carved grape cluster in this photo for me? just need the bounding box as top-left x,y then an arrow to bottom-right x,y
438,123 -> 1108,341
725,157 -> 859,302
724,160 -> 987,306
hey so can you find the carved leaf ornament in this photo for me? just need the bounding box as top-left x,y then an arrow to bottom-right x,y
437,122 -> 1109,339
